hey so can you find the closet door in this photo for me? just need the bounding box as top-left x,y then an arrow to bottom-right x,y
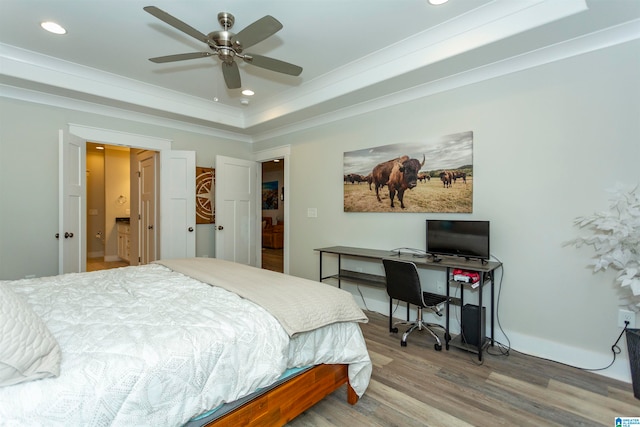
159,150 -> 196,259
58,129 -> 86,274
215,155 -> 256,266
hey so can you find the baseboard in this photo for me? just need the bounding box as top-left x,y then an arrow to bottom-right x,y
494,329 -> 632,384
104,255 -> 122,262
87,251 -> 104,258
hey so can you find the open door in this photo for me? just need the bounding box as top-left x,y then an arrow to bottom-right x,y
131,150 -> 159,265
159,150 -> 196,259
58,129 -> 86,274
215,155 -> 257,265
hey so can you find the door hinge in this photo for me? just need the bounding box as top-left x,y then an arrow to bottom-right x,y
138,214 -> 141,220
138,256 -> 141,262
137,171 -> 141,178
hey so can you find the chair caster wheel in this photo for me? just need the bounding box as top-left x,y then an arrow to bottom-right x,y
391,327 -> 398,334
401,340 -> 407,347
434,343 -> 442,351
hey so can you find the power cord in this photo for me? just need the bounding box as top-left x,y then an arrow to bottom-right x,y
481,254 -> 626,373
389,247 -> 428,258
491,321 -> 628,373
582,320 -> 628,372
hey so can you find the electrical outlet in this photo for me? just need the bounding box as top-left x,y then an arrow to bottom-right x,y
618,309 -> 636,328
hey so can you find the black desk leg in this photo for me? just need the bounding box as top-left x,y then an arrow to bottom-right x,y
477,277 -> 483,362
445,267 -> 451,350
389,298 -> 397,333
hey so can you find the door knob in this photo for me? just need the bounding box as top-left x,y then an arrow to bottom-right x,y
64,232 -> 74,238
217,226 -> 223,230
188,227 -> 194,232
148,225 -> 153,230
55,233 -> 59,239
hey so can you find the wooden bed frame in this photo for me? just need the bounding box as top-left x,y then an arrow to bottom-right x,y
206,364 -> 357,426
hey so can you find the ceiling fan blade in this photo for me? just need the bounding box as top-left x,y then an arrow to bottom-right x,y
243,54 -> 302,76
222,61 -> 241,89
232,15 -> 282,50
144,6 -> 208,43
149,52 -> 213,63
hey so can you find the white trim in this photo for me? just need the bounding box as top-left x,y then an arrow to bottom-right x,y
0,43 -> 244,128
69,123 -> 172,151
251,19 -> 640,142
0,85 -> 253,143
497,328 -> 632,384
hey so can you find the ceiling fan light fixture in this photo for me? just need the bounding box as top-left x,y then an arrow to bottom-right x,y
429,0 -> 449,5
144,6 -> 302,89
41,21 -> 67,35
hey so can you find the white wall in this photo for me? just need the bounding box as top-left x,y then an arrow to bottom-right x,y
0,98 -> 252,279
86,146 -> 105,257
252,40 -> 640,382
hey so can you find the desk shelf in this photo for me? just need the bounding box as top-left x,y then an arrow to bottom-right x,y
446,334 -> 490,354
323,269 -> 386,289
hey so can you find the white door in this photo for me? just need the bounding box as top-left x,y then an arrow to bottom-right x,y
215,155 -> 257,265
159,150 -> 196,259
58,129 -> 86,274
138,152 -> 157,264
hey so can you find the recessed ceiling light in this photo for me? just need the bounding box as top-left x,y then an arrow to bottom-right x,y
241,89 -> 255,96
95,146 -> 104,150
41,21 -> 67,35
429,0 -> 449,5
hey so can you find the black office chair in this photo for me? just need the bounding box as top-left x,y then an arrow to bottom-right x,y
382,258 -> 447,350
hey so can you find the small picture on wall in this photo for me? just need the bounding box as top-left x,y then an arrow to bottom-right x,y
262,180 -> 279,210
343,131 -> 473,213
196,167 -> 215,224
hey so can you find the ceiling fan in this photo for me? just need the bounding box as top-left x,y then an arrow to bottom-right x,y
143,6 -> 303,89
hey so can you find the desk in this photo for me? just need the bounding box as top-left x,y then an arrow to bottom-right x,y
315,246 -> 502,361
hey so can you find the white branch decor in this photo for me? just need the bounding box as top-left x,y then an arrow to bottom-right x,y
567,184 -> 640,309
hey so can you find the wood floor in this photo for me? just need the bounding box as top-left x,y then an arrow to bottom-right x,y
86,257 -> 129,272
288,311 -> 638,427
262,247 -> 283,273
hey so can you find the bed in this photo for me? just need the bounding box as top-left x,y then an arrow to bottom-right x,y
0,258 -> 372,426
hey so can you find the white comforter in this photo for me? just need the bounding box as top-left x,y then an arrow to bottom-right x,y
0,264 -> 371,427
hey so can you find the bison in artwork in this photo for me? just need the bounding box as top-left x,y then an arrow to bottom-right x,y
418,172 -> 430,183
372,154 -> 426,208
440,170 -> 453,188
453,171 -> 467,184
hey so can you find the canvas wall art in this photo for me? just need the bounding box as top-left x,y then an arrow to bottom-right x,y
262,180 -> 279,210
343,131 -> 473,213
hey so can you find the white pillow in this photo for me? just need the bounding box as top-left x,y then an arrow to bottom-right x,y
0,282 -> 61,387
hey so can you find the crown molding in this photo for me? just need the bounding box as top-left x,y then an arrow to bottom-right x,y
2,10 -> 638,144
250,18 -> 640,143
0,83 -> 253,143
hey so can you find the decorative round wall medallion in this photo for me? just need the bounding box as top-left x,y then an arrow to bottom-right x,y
196,167 -> 215,224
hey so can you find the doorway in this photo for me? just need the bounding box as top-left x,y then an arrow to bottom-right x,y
261,158 -> 284,272
85,143 -> 159,271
